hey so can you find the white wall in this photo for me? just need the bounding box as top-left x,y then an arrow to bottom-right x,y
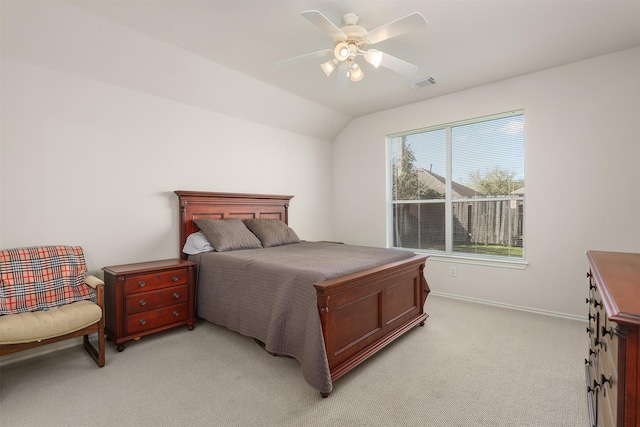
0,2 -> 339,275
0,58 -> 334,274
331,47 -> 640,318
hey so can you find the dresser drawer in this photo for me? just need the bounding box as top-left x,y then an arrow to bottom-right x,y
125,284 -> 189,314
126,302 -> 190,335
595,357 -> 616,427
124,268 -> 189,294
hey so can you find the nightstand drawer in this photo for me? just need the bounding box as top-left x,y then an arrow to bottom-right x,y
124,268 -> 189,294
125,284 -> 189,314
126,302 -> 190,335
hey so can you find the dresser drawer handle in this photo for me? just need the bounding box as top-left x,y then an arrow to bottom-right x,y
173,310 -> 180,317
601,325 -> 613,337
139,319 -> 146,326
172,275 -> 179,282
139,299 -> 146,306
138,281 -> 146,288
173,292 -> 180,299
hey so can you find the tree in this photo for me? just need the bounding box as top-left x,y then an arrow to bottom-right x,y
392,139 -> 440,200
468,167 -> 523,197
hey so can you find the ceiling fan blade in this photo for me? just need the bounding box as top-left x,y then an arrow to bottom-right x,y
301,10 -> 347,41
275,49 -> 333,68
379,52 -> 419,77
367,12 -> 427,45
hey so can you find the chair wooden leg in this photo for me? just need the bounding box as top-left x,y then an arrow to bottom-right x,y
83,318 -> 105,367
83,333 -> 105,367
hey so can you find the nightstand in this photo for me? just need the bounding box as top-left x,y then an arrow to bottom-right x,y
102,259 -> 196,351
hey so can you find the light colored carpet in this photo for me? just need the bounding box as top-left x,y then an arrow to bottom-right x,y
0,295 -> 589,426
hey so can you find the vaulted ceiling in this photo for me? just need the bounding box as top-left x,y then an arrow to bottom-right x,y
66,0 -> 640,118
3,0 -> 640,140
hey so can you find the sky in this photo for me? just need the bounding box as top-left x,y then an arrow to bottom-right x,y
392,114 -> 525,187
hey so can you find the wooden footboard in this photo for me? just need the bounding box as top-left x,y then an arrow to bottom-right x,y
315,254 -> 429,385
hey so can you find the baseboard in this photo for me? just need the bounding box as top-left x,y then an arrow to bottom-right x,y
0,337 -> 82,367
429,291 -> 586,322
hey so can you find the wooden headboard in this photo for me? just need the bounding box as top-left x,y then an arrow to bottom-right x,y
174,191 -> 294,259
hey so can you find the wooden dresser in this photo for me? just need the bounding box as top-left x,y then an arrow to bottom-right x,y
586,251 -> 640,427
103,259 -> 197,351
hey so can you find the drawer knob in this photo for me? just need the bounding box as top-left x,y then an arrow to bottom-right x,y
139,319 -> 146,325
590,375 -> 612,392
601,325 -> 613,337
588,313 -> 595,321
173,292 -> 180,299
584,358 -> 592,366
172,275 -> 179,282
139,299 -> 146,306
173,310 -> 180,317
586,326 -> 594,334
593,299 -> 602,309
139,281 -> 146,288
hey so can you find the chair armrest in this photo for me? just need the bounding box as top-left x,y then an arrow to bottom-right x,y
85,275 -> 105,309
85,275 -> 105,289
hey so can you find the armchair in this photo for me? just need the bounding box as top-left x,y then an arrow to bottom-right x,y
0,246 -> 105,367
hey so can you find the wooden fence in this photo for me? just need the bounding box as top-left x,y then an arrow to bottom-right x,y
393,199 -> 523,249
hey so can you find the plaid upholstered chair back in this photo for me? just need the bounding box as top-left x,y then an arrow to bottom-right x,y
0,245 -> 96,315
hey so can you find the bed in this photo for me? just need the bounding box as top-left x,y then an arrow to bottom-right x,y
175,190 -> 430,397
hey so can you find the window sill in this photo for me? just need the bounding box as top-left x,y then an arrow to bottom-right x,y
416,252 -> 528,270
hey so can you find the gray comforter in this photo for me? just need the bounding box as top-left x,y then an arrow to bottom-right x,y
189,241 -> 415,394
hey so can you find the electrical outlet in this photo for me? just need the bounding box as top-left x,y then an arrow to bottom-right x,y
450,267 -> 457,277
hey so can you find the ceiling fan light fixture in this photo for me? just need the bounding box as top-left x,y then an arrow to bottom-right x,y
349,63 -> 364,82
321,59 -> 337,77
281,10 -> 425,83
334,42 -> 350,61
365,49 -> 383,68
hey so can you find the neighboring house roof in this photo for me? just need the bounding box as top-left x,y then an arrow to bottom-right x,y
511,187 -> 525,195
417,169 -> 484,198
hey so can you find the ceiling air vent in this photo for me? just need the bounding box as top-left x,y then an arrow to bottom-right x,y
409,77 -> 437,89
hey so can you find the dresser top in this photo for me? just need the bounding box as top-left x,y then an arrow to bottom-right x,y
587,251 -> 640,325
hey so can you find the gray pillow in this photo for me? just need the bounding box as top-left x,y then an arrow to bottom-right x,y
243,219 -> 300,248
194,218 -> 262,252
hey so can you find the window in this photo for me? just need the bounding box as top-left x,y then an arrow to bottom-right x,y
388,111 -> 525,261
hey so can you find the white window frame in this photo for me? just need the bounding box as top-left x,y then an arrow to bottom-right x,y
386,111 -> 528,269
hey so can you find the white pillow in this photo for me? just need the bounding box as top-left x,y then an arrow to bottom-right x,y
182,231 -> 214,255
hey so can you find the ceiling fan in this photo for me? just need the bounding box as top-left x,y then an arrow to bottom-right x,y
277,10 -> 427,83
